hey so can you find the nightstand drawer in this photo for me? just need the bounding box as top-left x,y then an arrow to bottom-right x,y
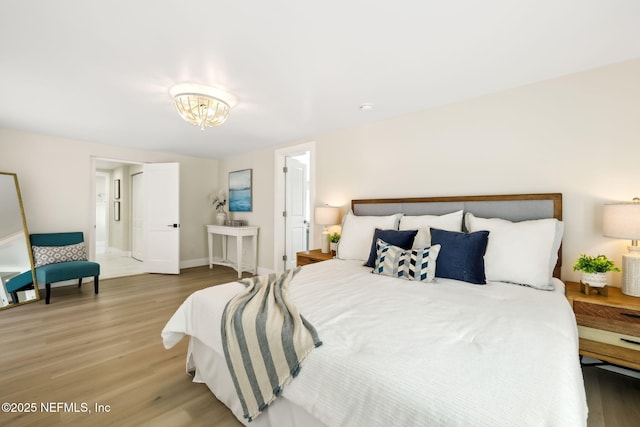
578,326 -> 640,351
296,249 -> 334,267
579,337 -> 640,370
573,300 -> 640,336
297,256 -> 327,266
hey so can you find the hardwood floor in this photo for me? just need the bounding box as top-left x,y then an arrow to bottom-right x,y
582,366 -> 640,427
0,266 -> 638,427
0,266 -> 243,427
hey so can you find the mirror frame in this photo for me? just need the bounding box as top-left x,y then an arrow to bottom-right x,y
0,171 -> 39,309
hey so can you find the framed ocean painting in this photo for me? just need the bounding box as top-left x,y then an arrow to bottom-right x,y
229,169 -> 252,212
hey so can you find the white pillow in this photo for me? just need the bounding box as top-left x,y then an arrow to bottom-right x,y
465,213 -> 564,290
337,212 -> 402,261
399,210 -> 463,248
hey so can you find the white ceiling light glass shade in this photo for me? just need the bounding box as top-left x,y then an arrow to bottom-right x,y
169,83 -> 236,129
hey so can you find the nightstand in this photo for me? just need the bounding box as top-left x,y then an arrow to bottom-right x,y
296,249 -> 334,266
565,281 -> 640,370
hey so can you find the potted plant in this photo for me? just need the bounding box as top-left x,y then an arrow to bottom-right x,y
211,190 -> 227,225
329,232 -> 340,254
573,254 -> 620,288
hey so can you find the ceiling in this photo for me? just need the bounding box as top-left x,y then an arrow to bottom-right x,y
1,1 -> 639,160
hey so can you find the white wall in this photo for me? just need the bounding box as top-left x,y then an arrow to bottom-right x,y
217,150 -> 276,273
220,58 -> 640,284
0,129 -> 220,266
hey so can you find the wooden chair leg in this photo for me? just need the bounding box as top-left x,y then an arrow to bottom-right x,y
45,283 -> 51,304
10,292 -> 19,304
94,276 -> 99,294
78,278 -> 83,288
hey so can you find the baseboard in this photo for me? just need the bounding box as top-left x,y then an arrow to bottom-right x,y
179,258 -> 272,276
35,258 -> 268,287
180,258 -> 209,269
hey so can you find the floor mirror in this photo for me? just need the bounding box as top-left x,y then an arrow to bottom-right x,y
0,171 -> 39,309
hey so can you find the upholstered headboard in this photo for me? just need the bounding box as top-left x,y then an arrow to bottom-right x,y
351,193 -> 563,277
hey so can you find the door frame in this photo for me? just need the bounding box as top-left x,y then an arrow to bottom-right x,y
130,171 -> 144,261
273,141 -> 315,272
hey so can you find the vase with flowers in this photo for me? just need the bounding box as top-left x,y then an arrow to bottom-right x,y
211,190 -> 227,225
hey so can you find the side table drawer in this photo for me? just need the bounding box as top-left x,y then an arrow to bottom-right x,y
296,249 -> 333,267
579,328 -> 640,369
578,326 -> 640,351
297,256 -> 326,266
574,300 -> 640,336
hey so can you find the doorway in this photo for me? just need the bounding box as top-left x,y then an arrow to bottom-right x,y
93,158 -> 145,279
274,142 -> 315,271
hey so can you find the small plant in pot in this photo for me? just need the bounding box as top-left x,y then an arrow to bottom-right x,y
573,254 -> 620,288
210,190 -> 227,225
329,232 -> 340,253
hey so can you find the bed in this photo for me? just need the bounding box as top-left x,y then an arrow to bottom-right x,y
162,193 -> 588,427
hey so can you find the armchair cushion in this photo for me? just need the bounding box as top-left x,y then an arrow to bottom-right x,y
35,260 -> 100,285
32,242 -> 87,267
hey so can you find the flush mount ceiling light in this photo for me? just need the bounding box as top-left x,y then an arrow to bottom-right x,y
169,83 -> 236,130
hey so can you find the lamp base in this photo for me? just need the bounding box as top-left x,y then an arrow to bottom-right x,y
321,229 -> 329,253
622,246 -> 640,297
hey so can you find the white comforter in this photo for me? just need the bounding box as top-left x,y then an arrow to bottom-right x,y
162,259 -> 587,427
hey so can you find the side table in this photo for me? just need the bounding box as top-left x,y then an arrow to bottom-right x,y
207,225 -> 259,279
565,281 -> 640,370
296,249 -> 334,266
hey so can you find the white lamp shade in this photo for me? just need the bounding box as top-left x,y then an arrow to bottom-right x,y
603,203 -> 640,239
315,206 -> 339,226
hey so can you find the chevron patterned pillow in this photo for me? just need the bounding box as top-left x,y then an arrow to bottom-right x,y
32,242 -> 87,267
373,239 -> 441,282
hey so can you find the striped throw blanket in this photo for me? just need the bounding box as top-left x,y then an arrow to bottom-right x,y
221,268 -> 322,422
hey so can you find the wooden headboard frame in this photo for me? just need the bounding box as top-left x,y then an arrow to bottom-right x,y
351,193 -> 563,278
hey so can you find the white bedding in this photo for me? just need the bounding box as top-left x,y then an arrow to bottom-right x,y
162,259 -> 587,427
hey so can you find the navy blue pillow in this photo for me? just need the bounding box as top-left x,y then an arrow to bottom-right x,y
364,228 -> 418,268
430,228 -> 489,285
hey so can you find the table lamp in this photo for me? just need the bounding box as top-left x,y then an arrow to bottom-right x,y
315,206 -> 339,253
603,198 -> 640,297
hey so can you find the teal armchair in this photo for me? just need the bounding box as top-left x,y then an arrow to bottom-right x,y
30,232 -> 100,304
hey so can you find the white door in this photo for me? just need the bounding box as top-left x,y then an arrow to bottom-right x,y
285,155 -> 309,270
143,163 -> 180,274
273,142 -> 315,272
131,172 -> 144,261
